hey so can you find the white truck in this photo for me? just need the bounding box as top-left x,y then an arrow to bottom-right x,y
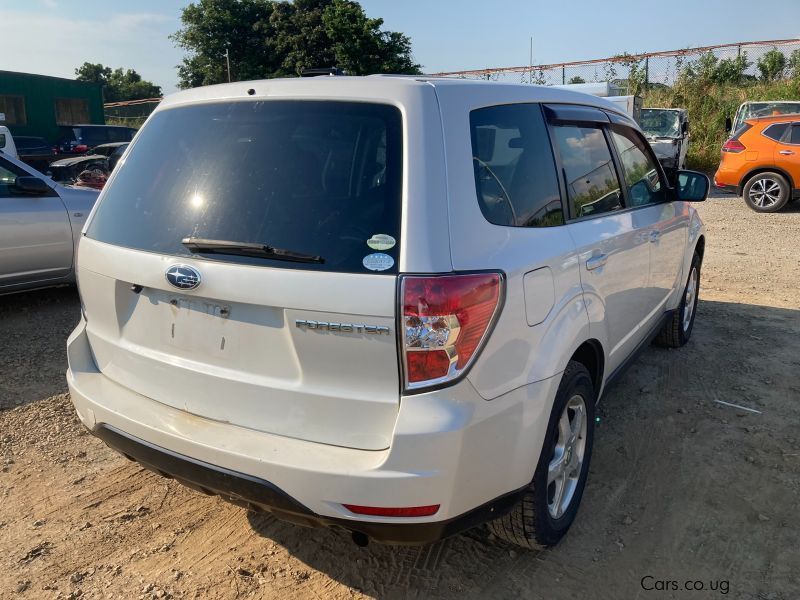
0,126 -> 18,159
640,108 -> 690,173
553,82 -> 642,123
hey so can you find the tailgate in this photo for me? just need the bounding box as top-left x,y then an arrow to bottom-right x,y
79,239 -> 399,450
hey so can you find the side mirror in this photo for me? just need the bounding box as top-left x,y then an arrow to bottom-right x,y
15,176 -> 52,195
676,170 -> 709,202
724,117 -> 732,133
682,121 -> 689,135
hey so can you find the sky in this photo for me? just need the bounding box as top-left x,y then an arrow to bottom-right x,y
2,0 -> 800,93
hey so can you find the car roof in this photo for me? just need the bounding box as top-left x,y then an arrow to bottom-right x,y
156,74 -> 630,118
745,113 -> 800,126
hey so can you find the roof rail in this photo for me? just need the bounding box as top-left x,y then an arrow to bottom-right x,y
300,67 -> 345,77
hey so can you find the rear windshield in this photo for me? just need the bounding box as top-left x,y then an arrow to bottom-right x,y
86,101 -> 403,274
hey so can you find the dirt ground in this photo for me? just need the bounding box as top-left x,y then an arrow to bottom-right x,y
1,192 -> 799,600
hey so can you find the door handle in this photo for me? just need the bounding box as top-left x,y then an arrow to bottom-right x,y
779,150 -> 795,156
649,229 -> 661,243
585,253 -> 608,271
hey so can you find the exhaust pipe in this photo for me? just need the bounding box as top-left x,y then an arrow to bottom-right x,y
351,531 -> 369,547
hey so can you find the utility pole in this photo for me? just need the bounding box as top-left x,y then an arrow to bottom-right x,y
225,47 -> 231,83
529,36 -> 533,84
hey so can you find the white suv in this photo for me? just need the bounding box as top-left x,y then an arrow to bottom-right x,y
67,76 -> 708,549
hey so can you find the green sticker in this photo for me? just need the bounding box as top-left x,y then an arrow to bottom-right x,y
367,234 -> 396,251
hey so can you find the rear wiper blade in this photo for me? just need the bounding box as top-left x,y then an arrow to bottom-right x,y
181,237 -> 324,264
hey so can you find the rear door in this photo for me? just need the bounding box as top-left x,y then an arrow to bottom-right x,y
80,99 -> 405,451
546,105 -> 654,374
773,122 -> 800,188
0,156 -> 73,288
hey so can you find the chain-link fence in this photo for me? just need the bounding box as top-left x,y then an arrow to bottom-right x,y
432,38 -> 800,93
103,97 -> 161,128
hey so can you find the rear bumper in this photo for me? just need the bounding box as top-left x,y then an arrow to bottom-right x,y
93,423 -> 525,544
67,319 -> 560,544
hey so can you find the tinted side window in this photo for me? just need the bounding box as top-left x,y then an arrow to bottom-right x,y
610,126 -> 665,207
470,104 -> 563,227
551,124 -> 622,218
763,123 -> 789,142
789,125 -> 800,145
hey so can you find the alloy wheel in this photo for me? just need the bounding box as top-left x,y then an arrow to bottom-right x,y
683,266 -> 698,332
547,394 -> 587,519
748,178 -> 782,209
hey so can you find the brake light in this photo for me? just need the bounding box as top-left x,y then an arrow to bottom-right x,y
722,139 -> 746,153
401,272 -> 503,390
343,504 -> 440,517
74,144 -> 89,153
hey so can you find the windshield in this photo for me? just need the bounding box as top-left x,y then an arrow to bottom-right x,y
86,100 -> 403,274
640,109 -> 681,138
735,102 -> 800,131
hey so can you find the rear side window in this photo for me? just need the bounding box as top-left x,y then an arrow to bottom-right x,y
79,128 -> 110,146
87,101 -> 403,274
763,123 -> 789,142
551,124 -> 623,218
469,104 -> 563,227
788,125 -> 800,145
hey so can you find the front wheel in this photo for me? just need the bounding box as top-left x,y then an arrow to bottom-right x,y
654,251 -> 701,348
488,361 -> 595,549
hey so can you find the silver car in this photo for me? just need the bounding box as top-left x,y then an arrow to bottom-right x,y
0,151 -> 99,294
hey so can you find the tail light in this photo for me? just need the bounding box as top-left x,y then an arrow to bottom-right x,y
722,139 -> 746,153
400,272 -> 503,392
74,144 -> 89,153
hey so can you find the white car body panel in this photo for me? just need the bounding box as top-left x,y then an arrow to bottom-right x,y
66,76 -> 705,536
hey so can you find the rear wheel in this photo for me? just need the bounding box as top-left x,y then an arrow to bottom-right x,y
743,172 -> 790,213
488,361 -> 595,549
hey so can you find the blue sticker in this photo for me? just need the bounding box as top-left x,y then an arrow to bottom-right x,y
362,253 -> 394,272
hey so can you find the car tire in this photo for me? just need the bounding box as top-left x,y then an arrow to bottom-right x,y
654,251 -> 701,348
488,361 -> 595,549
743,172 -> 790,213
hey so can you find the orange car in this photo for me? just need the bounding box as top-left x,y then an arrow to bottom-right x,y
714,113 -> 800,212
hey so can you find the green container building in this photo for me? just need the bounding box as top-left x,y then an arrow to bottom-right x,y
0,70 -> 104,144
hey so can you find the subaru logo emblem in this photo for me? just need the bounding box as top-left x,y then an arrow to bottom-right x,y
165,264 -> 202,290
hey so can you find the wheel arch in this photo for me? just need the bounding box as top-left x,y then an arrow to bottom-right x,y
694,234 -> 705,263
738,166 -> 794,196
568,339 -> 604,397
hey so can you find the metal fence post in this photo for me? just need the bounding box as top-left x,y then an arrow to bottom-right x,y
644,57 -> 649,91
562,66 -> 566,84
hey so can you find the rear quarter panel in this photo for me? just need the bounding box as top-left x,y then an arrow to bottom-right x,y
432,84 -> 591,400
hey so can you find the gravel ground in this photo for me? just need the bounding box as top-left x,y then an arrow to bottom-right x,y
0,193 -> 799,599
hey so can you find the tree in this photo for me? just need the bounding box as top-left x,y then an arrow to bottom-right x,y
789,49 -> 800,79
172,0 -> 421,89
567,76 -> 585,84
757,49 -> 787,81
75,62 -> 162,102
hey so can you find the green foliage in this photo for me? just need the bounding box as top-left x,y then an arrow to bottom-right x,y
567,76 -> 585,84
172,0 -> 421,88
644,77 -> 800,172
757,49 -> 787,81
75,62 -> 162,102
681,51 -> 751,85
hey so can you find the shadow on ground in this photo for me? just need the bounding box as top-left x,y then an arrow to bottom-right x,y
244,299 -> 800,599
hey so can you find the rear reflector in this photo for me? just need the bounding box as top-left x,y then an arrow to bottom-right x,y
343,504 -> 441,517
722,139 -> 746,153
401,272 -> 503,391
